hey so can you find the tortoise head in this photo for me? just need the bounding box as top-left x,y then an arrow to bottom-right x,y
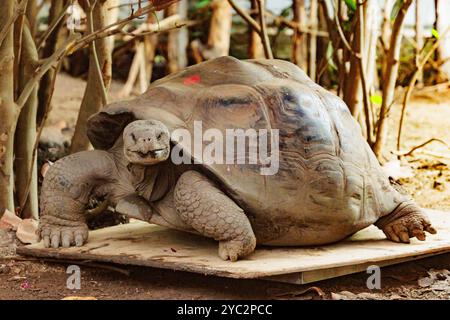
123,120 -> 171,165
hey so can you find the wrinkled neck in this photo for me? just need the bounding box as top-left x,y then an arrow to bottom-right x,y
108,135 -> 162,195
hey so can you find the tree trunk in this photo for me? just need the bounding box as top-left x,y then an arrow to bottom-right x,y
37,0 -> 66,125
26,0 -> 38,38
343,16 -> 362,118
362,0 -> 380,143
316,4 -> 330,86
381,0 -> 395,50
167,0 -> 188,73
380,0 -> 394,89
70,0 -> 112,153
207,0 -> 232,58
143,12 -> 160,85
436,0 -> 450,79
0,0 -> 16,217
415,0 -> 423,85
373,0 -> 413,160
364,0 -> 380,93
292,0 -> 307,71
308,0 -> 318,81
14,24 -> 39,219
248,0 -> 264,59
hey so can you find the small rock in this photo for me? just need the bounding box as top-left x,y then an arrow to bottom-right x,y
418,276 -> 434,288
0,264 -> 10,274
356,292 -> 381,300
331,291 -> 357,300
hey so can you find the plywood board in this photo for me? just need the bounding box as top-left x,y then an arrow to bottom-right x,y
17,209 -> 450,284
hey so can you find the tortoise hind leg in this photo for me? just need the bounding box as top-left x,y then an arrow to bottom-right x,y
174,170 -> 256,261
375,201 -> 437,243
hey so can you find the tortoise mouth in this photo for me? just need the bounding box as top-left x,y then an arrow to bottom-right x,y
126,147 -> 169,164
135,148 -> 166,158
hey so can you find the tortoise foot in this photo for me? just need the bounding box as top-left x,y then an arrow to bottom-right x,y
377,202 -> 437,244
218,235 -> 256,262
39,216 -> 89,248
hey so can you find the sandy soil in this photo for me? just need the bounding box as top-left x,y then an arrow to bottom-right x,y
1,73 -> 450,300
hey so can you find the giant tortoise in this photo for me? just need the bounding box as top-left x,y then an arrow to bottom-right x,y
38,57 -> 436,261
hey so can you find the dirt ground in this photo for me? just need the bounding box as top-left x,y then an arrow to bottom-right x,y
1,73 -> 450,300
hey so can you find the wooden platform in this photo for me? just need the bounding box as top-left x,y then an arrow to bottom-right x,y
17,210 -> 450,284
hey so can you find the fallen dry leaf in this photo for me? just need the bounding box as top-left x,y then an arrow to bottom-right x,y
61,296 -> 98,300
16,219 -> 39,244
0,209 -> 22,231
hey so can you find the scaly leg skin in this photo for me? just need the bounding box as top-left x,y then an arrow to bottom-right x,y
39,151 -> 114,248
375,201 -> 437,244
174,171 -> 256,261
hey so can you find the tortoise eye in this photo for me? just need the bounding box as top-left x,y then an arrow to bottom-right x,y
157,133 -> 162,140
131,133 -> 137,142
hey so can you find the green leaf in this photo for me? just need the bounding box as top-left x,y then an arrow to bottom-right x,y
326,42 -> 337,71
195,0 -> 210,10
431,28 -> 440,39
370,95 -> 383,105
344,0 -> 357,11
390,0 -> 404,21
154,55 -> 166,64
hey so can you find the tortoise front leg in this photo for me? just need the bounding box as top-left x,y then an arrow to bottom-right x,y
39,151 -> 115,248
174,171 -> 256,261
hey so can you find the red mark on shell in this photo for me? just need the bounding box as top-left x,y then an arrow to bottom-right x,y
183,75 -> 201,86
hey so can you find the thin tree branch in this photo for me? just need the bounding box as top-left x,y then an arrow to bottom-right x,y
16,33 -> 80,111
357,0 -> 372,144
0,0 -> 28,48
334,5 -> 360,59
228,0 -> 262,35
396,138 -> 450,157
256,0 -> 273,59
19,60 -> 63,213
36,1 -> 72,51
85,0 -> 108,106
264,10 -> 328,37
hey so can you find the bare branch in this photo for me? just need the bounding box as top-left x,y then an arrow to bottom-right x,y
256,0 -> 273,59
0,0 -> 28,48
16,33 -> 81,111
36,1 -> 71,51
85,0 -> 108,106
396,138 -> 450,157
228,0 -> 261,35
